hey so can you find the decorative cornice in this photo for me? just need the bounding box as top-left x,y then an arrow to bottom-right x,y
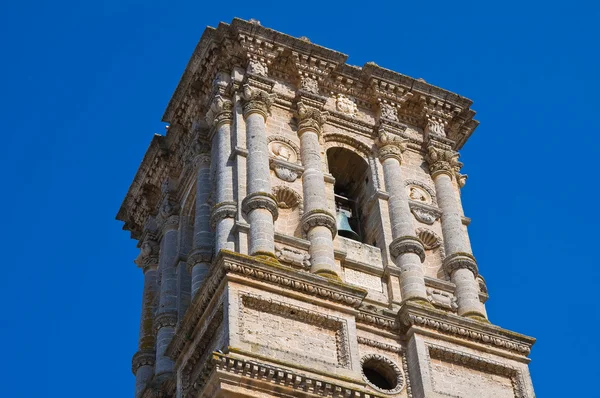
132,350 -> 156,374
357,336 -> 402,354
389,236 -> 426,262
356,310 -> 398,332
398,302 -> 535,357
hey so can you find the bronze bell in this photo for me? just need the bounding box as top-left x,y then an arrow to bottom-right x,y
336,210 -> 361,242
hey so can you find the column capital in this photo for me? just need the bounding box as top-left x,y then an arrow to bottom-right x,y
152,311 -> 177,335
425,142 -> 462,178
301,209 -> 337,238
389,236 -> 426,262
131,350 -> 155,375
210,201 -> 237,229
241,192 -> 279,220
206,95 -> 233,130
158,199 -> 180,232
241,84 -> 276,120
443,252 -> 479,277
136,239 -> 159,272
376,129 -> 408,163
296,101 -> 329,135
186,248 -> 213,273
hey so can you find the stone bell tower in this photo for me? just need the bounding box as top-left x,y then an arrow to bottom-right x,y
117,18 -> 536,398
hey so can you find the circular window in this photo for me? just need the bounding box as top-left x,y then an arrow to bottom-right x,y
360,354 -> 404,394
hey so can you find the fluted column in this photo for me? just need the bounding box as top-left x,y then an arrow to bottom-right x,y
426,142 -> 486,320
132,239 -> 158,397
153,200 -> 179,376
296,102 -> 340,279
377,131 -> 428,303
187,145 -> 213,298
207,92 -> 236,255
241,84 -> 279,259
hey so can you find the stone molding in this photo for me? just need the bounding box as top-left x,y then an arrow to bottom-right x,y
398,302 -> 534,357
356,310 -> 398,332
389,236 -> 426,262
168,251 -> 368,359
443,252 -> 479,277
131,350 -> 156,374
357,336 -> 402,354
241,192 -> 279,220
426,343 -> 528,398
241,84 -> 276,119
197,352 -> 395,398
360,354 -> 405,394
275,245 -> 311,269
153,311 -> 177,334
210,201 -> 237,229
300,209 -> 337,237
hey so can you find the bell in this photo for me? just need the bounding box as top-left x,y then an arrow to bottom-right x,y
336,210 -> 361,241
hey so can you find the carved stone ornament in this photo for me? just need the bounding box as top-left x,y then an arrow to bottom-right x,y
205,95 -> 233,128
241,84 -> 276,118
425,116 -> 447,137
443,252 -> 479,277
356,336 -> 401,354
360,354 -> 405,395
268,140 -> 298,163
187,248 -> 213,267
296,102 -> 329,134
407,185 -> 431,204
246,59 -> 268,77
426,287 -> 458,311
335,93 -> 358,116
416,228 -> 442,250
299,75 -> 319,94
210,201 -> 237,228
426,145 -> 461,177
152,311 -> 177,334
379,101 -> 399,122
273,165 -> 299,182
138,239 -> 159,270
456,172 -> 468,188
241,192 -> 279,220
131,350 -> 156,374
389,236 -> 425,262
275,245 -> 311,269
272,186 -> 302,210
301,209 -> 337,237
376,130 -> 407,162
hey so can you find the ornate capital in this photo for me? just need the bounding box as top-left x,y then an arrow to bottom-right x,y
137,239 -> 159,271
131,350 -> 155,374
153,311 -> 177,334
376,129 -> 407,163
296,102 -> 328,135
210,201 -> 237,229
426,144 -> 461,178
241,84 -> 276,119
301,209 -> 337,237
241,192 -> 279,220
389,236 -> 425,262
187,248 -> 213,273
205,95 -> 233,128
443,252 -> 478,277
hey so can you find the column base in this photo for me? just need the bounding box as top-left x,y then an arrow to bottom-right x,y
402,296 -> 434,308
253,250 -> 280,264
463,311 -> 490,323
314,269 -> 342,281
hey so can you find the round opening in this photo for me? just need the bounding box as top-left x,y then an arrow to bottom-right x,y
362,358 -> 399,391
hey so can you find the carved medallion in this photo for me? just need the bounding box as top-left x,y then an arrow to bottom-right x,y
335,94 -> 358,117
407,185 -> 431,204
409,203 -> 441,225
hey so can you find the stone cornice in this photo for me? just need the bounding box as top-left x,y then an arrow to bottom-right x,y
398,302 -> 535,359
168,250 -> 367,359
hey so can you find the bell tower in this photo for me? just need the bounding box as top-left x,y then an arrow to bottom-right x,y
117,18 -> 536,398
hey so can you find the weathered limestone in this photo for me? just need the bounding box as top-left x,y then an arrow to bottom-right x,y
296,101 -> 340,279
426,140 -> 486,320
116,18 -> 535,398
240,82 -> 278,259
376,129 -> 428,303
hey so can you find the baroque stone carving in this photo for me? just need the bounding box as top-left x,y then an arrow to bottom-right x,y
275,245 -> 311,269
360,354 -> 405,394
247,59 -> 268,77
417,228 -> 442,250
390,236 -> 426,262
272,186 -> 302,210
356,311 -> 398,331
241,84 -> 276,118
357,336 -> 401,353
299,75 -> 319,94
268,140 -> 298,163
273,165 -> 299,182
205,95 -> 233,128
426,287 -> 458,311
425,117 -> 447,137
296,102 -> 329,134
334,93 -> 358,116
404,179 -> 437,204
409,202 -> 442,225
426,145 -> 461,177
378,101 -> 399,122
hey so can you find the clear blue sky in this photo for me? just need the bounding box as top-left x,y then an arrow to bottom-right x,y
1,1 -> 597,396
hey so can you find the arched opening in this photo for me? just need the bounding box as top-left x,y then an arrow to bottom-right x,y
327,147 -> 372,244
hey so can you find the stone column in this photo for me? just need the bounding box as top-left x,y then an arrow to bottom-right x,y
426,142 -> 486,320
153,199 -> 179,376
207,93 -> 236,255
187,144 -> 213,298
132,239 -> 159,397
240,84 -> 279,259
376,130 -> 428,303
296,102 -> 340,279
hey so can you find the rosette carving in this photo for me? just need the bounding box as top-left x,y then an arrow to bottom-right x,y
241,84 -> 276,119
296,102 -> 328,134
389,236 -> 425,262
241,192 -> 279,220
300,209 -> 337,237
